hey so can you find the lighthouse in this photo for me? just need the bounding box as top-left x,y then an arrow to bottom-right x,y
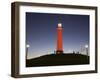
56,23 -> 63,54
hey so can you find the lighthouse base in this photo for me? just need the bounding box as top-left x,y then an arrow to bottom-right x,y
56,50 -> 63,54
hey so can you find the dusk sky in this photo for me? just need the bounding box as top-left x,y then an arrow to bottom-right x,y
26,12 -> 89,59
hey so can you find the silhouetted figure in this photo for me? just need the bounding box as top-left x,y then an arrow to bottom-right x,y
54,50 -> 56,54
73,51 -> 75,54
77,51 -> 79,54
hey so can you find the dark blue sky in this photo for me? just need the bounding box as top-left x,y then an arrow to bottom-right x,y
26,12 -> 89,59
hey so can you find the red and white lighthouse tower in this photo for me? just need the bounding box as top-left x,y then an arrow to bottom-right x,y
56,23 -> 63,54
